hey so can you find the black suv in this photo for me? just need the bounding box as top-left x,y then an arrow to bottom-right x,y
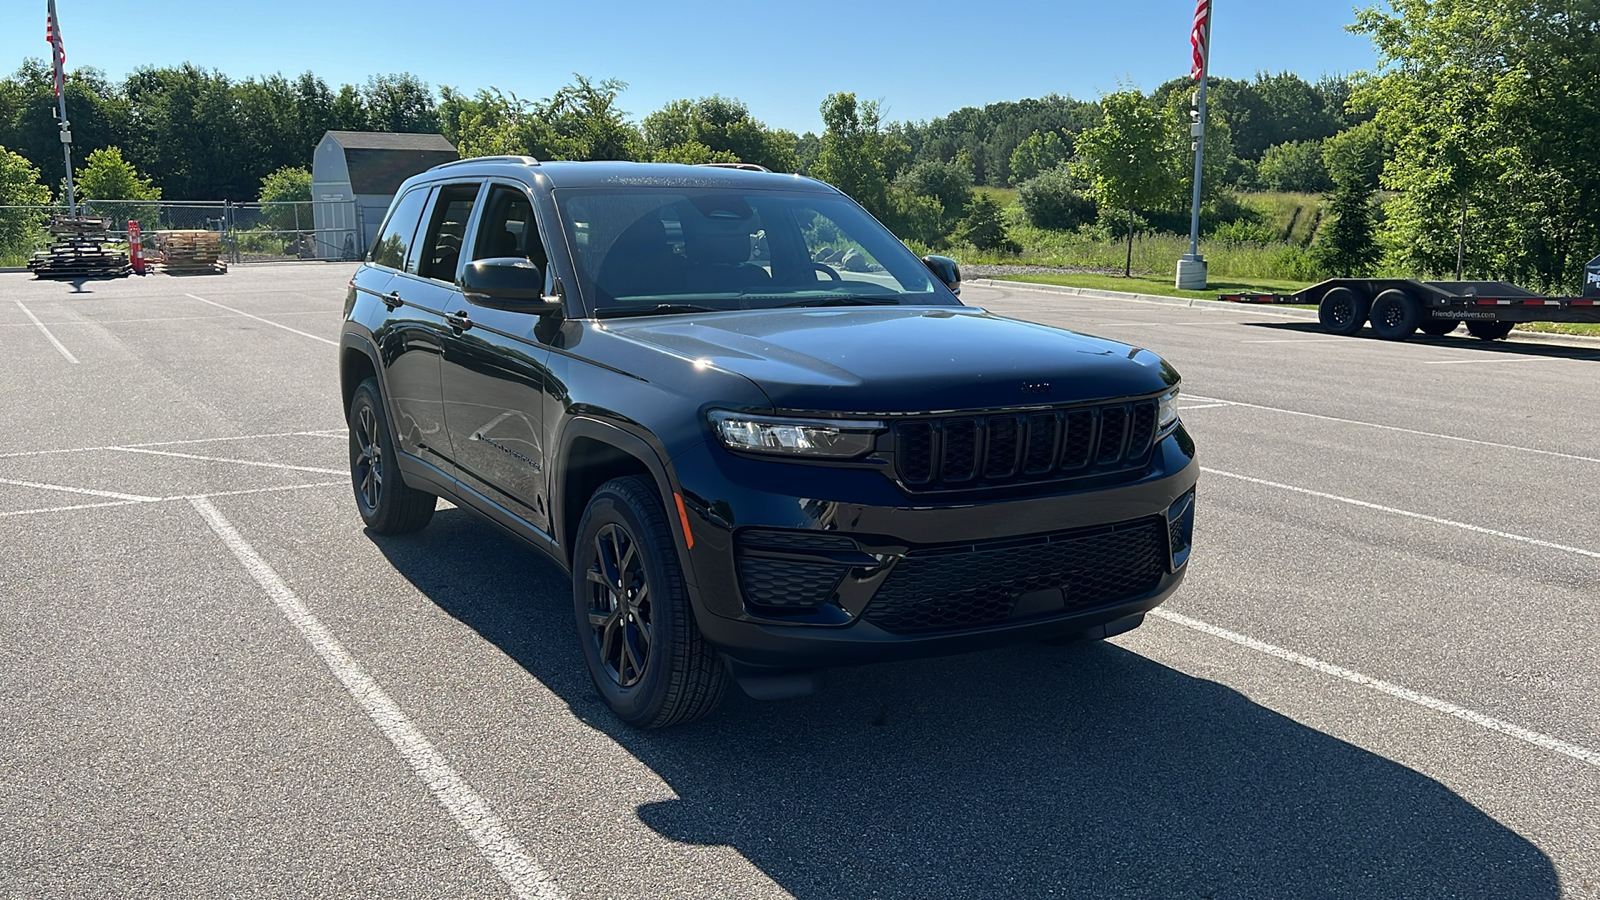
340,157 -> 1197,727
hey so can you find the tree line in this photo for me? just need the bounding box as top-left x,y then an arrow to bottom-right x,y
3,0 -> 1596,290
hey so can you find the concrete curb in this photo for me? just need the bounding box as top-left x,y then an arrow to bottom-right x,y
969,277 -> 1600,349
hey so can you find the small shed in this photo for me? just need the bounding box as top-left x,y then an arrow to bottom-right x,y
310,131 -> 459,260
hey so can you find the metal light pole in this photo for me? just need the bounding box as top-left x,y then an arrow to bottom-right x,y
48,0 -> 76,217
1176,0 -> 1213,291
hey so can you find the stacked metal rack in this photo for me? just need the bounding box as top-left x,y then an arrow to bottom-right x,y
27,215 -> 131,279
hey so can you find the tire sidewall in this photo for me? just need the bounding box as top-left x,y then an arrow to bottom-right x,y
1319,287 -> 1370,336
1370,289 -> 1420,340
572,482 -> 686,726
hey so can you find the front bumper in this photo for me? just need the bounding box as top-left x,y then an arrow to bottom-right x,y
671,425 -> 1199,669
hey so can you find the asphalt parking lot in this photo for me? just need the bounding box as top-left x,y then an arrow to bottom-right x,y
2,263 -> 1596,899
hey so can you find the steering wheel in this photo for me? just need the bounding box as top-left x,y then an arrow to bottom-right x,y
810,262 -> 842,282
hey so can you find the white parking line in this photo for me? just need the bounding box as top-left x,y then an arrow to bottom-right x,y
186,293 -> 338,346
111,446 -> 345,475
190,497 -> 564,900
1151,609 -> 1600,769
0,429 -> 345,460
0,477 -> 161,502
1184,395 -> 1600,465
1240,338 -> 1350,344
14,299 -> 79,363
0,481 -> 348,519
1202,466 -> 1600,561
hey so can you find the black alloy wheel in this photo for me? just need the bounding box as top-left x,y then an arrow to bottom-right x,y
1369,289 -> 1421,340
348,378 -> 436,534
586,522 -> 653,688
1419,319 -> 1458,336
1466,320 -> 1516,340
573,476 -> 728,728
1318,286 -> 1370,336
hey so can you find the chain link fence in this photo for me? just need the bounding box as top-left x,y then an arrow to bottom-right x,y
0,200 -> 364,267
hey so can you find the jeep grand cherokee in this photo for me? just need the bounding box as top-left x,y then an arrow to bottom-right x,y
339,157 -> 1197,727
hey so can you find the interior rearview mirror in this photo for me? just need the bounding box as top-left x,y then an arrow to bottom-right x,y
460,258 -> 563,314
922,255 -> 961,295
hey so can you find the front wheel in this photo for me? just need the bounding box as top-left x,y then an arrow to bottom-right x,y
348,378 -> 435,534
1466,320 -> 1515,341
573,476 -> 728,728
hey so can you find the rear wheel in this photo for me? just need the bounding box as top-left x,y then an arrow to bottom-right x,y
1466,320 -> 1516,341
573,476 -> 728,728
1418,319 -> 1458,336
348,378 -> 435,534
1318,286 -> 1370,336
1369,289 -> 1421,340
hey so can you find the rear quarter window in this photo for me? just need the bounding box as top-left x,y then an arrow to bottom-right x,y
370,187 -> 432,271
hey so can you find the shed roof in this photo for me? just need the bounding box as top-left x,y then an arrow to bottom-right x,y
325,131 -> 457,152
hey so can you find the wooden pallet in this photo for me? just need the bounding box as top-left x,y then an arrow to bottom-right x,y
28,237 -> 131,279
155,230 -> 227,274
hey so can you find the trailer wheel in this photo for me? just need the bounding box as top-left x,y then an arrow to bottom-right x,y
1369,289 -> 1421,340
1318,286 -> 1369,336
1466,320 -> 1515,341
1419,320 -> 1458,336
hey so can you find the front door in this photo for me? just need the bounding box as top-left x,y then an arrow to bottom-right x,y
439,182 -> 557,535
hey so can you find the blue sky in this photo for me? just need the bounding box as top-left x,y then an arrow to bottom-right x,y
7,0 -> 1379,133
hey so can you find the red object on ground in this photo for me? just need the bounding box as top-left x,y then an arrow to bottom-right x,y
128,220 -> 145,275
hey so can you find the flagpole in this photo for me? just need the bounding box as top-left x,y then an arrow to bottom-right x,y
48,0 -> 76,217
1177,0 -> 1212,290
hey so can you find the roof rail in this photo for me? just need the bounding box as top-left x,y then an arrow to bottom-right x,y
696,162 -> 770,173
432,155 -> 541,170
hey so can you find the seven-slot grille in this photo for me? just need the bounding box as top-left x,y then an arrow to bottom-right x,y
893,399 -> 1159,490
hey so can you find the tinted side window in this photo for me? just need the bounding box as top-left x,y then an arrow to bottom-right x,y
471,184 -> 550,271
416,183 -> 482,283
370,187 -> 431,270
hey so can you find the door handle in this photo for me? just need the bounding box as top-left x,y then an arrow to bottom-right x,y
381,291 -> 402,310
445,310 -> 473,332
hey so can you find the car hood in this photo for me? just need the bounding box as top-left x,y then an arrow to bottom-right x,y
599,306 -> 1179,413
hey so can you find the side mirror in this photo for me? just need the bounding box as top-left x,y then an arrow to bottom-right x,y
922,254 -> 961,295
460,258 -> 564,314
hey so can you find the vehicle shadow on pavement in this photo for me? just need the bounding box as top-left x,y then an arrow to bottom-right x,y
374,510 -> 1558,900
1242,319 -> 1600,358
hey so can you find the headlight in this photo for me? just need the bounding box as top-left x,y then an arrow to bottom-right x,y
708,410 -> 883,458
1158,387 -> 1180,433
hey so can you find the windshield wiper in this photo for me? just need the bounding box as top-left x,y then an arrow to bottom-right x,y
596,303 -> 723,319
774,296 -> 901,308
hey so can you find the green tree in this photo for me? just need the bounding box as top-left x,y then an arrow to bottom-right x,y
532,75 -> 643,161
894,158 -> 973,220
1017,165 -> 1097,230
642,96 -> 796,171
257,165 -> 311,232
1075,90 -> 1183,276
75,146 -> 159,200
956,192 -> 1017,252
813,93 -> 906,222
1257,140 -> 1332,193
0,145 -> 51,260
1353,0 -> 1600,289
362,73 -> 439,133
1312,122 -> 1384,277
1008,130 -> 1070,183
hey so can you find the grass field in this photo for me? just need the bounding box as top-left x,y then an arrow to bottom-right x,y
990,271 -> 1313,303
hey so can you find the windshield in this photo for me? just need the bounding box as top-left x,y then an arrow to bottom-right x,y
556,188 -> 959,317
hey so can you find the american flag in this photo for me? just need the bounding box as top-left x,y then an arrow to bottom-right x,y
1190,0 -> 1211,81
46,0 -> 66,97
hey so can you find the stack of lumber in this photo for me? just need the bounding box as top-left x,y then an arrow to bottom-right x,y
27,215 -> 131,279
155,230 -> 227,274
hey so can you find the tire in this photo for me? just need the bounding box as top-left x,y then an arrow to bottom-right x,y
1418,319 -> 1458,336
1466,320 -> 1515,341
348,378 -> 436,534
573,476 -> 728,728
1368,288 -> 1421,341
1318,286 -> 1370,336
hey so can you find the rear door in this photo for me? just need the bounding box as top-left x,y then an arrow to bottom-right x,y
361,185 -> 449,467
438,180 -> 558,535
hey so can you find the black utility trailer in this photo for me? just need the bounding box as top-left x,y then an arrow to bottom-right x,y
1293,255 -> 1600,341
